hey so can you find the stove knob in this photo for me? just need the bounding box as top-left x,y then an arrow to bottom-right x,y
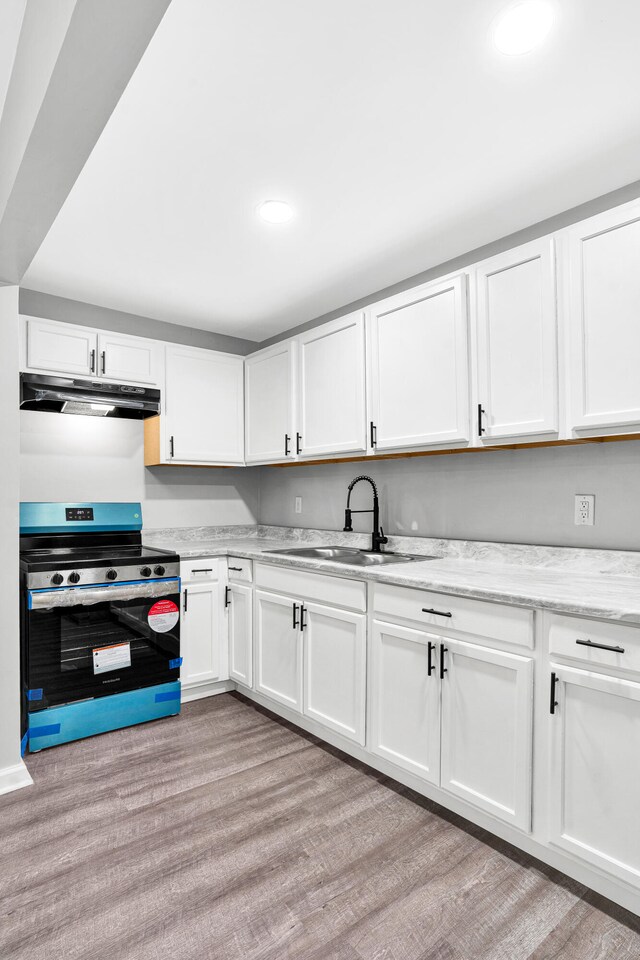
140,566 -> 152,577
154,565 -> 166,576
68,571 -> 81,584
51,573 -> 64,585
106,569 -> 118,581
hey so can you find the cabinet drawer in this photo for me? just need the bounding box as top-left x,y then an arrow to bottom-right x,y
227,557 -> 253,583
180,557 -> 221,582
373,583 -> 533,648
255,562 -> 366,613
548,613 -> 640,676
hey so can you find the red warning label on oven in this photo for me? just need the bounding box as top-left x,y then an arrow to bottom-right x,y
148,599 -> 179,633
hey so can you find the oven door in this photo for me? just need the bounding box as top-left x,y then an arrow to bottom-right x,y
26,579 -> 181,709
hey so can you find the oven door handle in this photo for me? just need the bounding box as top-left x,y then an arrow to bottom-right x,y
28,578 -> 181,610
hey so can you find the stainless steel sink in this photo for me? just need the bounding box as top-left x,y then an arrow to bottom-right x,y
263,545 -> 437,566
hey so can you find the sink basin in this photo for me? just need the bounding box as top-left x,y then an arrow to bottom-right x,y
263,545 -> 437,566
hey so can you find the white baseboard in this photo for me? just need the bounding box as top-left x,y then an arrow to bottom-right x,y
181,679 -> 236,703
0,760 -> 33,796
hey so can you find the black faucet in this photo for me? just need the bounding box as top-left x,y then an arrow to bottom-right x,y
343,475 -> 389,553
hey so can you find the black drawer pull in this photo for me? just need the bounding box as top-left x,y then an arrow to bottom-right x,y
550,671 -> 558,714
478,403 -> 486,436
228,566 -> 243,572
292,602 -> 299,629
191,568 -> 213,573
296,432 -> 302,455
183,589 -> 188,613
439,643 -> 448,679
576,639 -> 625,654
284,434 -> 290,456
427,640 -> 436,676
300,604 -> 307,631
422,607 -> 452,618
224,586 -> 231,607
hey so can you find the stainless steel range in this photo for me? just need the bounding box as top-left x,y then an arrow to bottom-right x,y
20,502 -> 182,753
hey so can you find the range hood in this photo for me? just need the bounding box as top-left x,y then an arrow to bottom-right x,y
20,373 -> 161,420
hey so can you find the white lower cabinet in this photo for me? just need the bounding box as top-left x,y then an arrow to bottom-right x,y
228,582 -> 253,688
255,590 -> 303,711
370,620 -> 441,784
180,561 -> 227,694
303,601 -> 366,745
549,664 -> 640,887
440,638 -> 533,831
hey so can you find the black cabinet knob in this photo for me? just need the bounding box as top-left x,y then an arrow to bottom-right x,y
140,566 -> 152,577
106,569 -> 118,581
154,565 -> 166,576
51,573 -> 64,585
68,571 -> 80,584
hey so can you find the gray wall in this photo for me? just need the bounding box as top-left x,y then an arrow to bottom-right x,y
20,411 -> 259,529
19,288 -> 259,355
257,441 -> 640,550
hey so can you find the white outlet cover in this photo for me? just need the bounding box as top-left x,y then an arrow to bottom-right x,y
574,494 -> 595,526
295,496 -> 302,514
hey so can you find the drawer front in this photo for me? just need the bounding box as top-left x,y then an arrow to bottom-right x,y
227,557 -> 253,583
548,613 -> 640,676
255,562 -> 366,613
180,557 -> 221,582
373,583 -> 533,648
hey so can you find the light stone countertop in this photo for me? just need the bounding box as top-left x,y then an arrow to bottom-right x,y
144,526 -> 640,625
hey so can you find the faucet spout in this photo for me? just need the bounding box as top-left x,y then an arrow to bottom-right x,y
343,476 -> 388,552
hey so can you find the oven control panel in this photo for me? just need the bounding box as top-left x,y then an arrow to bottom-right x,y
26,560 -> 180,591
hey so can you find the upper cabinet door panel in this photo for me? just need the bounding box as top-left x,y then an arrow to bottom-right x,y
565,201 -> 640,432
25,317 -> 98,376
165,347 -> 244,463
98,332 -> 160,385
368,275 -> 470,450
297,312 -> 367,457
245,341 -> 295,463
474,239 -> 558,440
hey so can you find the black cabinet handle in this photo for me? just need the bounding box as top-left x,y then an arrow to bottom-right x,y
101,350 -> 106,374
300,604 -> 307,631
90,349 -> 96,373
183,589 -> 188,613
228,566 -> 243,572
422,607 -> 452,618
192,568 -> 213,573
296,432 -> 302,454
550,671 -> 558,714
439,643 -> 448,679
427,640 -> 436,677
224,586 -> 231,607
285,434 -> 290,456
292,602 -> 299,629
169,435 -> 175,458
576,638 -> 625,654
370,421 -> 377,447
478,403 -> 486,436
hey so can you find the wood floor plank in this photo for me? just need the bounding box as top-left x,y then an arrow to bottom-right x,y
0,693 -> 638,960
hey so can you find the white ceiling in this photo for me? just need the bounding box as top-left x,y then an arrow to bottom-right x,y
0,0 -> 26,124
22,0 -> 640,341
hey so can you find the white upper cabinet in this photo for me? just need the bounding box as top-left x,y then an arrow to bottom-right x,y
164,345 -> 244,464
24,316 -> 98,377
473,239 -> 558,441
367,274 -> 470,451
98,331 -> 160,385
245,340 -> 296,463
296,311 -> 367,458
564,200 -> 640,434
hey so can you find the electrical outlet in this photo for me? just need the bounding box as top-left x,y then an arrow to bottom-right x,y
295,496 -> 302,514
574,494 -> 595,526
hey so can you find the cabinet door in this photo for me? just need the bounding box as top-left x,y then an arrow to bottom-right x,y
245,341 -> 296,463
25,317 -> 97,376
228,582 -> 253,688
98,332 -> 160,385
368,275 -> 469,450
297,312 -> 367,457
474,239 -> 558,440
440,638 -> 533,831
565,201 -> 640,432
370,620 -> 441,784
254,590 -> 302,712
302,601 -> 366,744
165,346 -> 244,463
181,581 -> 221,686
549,664 -> 640,887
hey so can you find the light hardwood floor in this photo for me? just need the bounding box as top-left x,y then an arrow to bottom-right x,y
1,693 -> 638,960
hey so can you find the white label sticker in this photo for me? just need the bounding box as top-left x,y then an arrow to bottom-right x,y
93,642 -> 131,675
148,599 -> 179,633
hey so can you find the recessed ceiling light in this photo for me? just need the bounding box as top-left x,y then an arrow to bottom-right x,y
257,200 -> 294,224
493,1 -> 554,56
